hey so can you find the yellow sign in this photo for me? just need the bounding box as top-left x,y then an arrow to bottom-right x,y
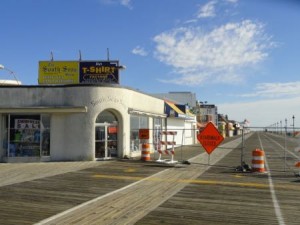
38,61 -> 79,84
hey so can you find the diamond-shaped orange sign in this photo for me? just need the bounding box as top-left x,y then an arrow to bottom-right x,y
197,122 -> 224,154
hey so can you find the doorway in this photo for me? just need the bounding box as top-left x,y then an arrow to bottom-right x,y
95,110 -> 118,160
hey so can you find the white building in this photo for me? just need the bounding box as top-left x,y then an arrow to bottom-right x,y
151,92 -> 197,107
164,100 -> 197,147
196,104 -> 218,128
0,84 -> 197,163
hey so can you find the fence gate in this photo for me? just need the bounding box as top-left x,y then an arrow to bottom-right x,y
157,131 -> 177,164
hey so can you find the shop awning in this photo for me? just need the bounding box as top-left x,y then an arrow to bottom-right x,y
164,101 -> 196,121
128,108 -> 167,118
0,106 -> 87,113
164,101 -> 186,119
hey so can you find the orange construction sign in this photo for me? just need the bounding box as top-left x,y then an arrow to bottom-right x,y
139,129 -> 150,139
197,122 -> 224,154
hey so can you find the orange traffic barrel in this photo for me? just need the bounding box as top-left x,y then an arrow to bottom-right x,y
141,143 -> 151,161
252,149 -> 265,172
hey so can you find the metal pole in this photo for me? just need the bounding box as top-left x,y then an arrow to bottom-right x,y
280,120 -> 282,135
284,118 -> 287,172
292,115 -> 295,137
241,128 -> 245,167
7,115 -> 10,157
180,128 -> 185,162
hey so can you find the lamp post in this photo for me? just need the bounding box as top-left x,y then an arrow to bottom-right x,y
0,64 -> 21,85
284,118 -> 287,171
292,115 -> 295,137
285,118 -> 287,133
280,120 -> 282,135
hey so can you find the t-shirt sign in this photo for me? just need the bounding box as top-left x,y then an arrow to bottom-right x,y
79,61 -> 119,84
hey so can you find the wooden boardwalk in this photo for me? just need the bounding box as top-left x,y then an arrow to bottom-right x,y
0,133 -> 299,225
0,160 -> 167,225
38,137 -> 242,225
137,132 -> 300,225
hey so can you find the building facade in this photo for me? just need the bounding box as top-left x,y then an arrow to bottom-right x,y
151,92 -> 197,108
0,84 -> 196,163
195,103 -> 218,130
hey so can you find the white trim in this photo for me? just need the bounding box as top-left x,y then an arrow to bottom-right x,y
128,108 -> 166,118
0,79 -> 21,85
0,106 -> 87,113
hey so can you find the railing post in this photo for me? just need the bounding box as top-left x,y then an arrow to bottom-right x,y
241,128 -> 245,167
284,125 -> 287,172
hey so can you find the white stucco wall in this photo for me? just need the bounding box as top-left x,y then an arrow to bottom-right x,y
0,84 -> 165,161
166,118 -> 197,147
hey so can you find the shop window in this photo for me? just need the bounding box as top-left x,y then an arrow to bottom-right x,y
96,110 -> 117,124
9,115 -> 40,157
2,114 -> 50,157
153,118 -> 164,151
1,117 -> 8,155
130,115 -> 148,152
41,115 -> 50,156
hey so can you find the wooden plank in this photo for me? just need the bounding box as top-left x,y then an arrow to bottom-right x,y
0,134 -> 299,225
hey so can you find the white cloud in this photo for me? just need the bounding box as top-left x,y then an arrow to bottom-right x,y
240,82 -> 300,98
153,20 -> 274,86
132,46 -> 148,56
184,19 -> 198,24
225,0 -> 238,3
99,0 -> 132,9
198,1 -> 217,18
120,0 -> 132,9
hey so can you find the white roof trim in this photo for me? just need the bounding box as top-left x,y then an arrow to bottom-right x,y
0,106 -> 87,113
128,108 -> 166,118
0,80 -> 22,86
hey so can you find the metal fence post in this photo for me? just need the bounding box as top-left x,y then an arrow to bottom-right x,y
180,128 -> 185,162
284,125 -> 287,172
241,128 -> 245,168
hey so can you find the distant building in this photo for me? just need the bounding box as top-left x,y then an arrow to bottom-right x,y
151,92 -> 197,108
196,103 -> 218,129
164,100 -> 197,147
151,92 -> 220,130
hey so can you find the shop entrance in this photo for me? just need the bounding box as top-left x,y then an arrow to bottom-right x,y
95,110 -> 118,160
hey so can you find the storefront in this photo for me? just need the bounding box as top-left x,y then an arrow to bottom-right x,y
164,101 -> 197,147
0,84 -> 166,162
2,114 -> 50,158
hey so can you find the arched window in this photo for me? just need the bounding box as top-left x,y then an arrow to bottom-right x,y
96,110 -> 118,124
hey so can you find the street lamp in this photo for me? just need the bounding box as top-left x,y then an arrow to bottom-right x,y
117,65 -> 126,70
280,120 -> 282,135
285,118 -> 287,134
292,115 -> 295,137
0,64 -> 21,85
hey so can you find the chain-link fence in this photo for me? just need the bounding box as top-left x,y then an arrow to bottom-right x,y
132,126 -> 300,175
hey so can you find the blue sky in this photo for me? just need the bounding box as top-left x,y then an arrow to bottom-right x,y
0,0 -> 300,128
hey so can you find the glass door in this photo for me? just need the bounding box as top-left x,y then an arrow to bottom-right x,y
95,126 -> 106,158
95,123 -> 118,159
107,125 -> 118,157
